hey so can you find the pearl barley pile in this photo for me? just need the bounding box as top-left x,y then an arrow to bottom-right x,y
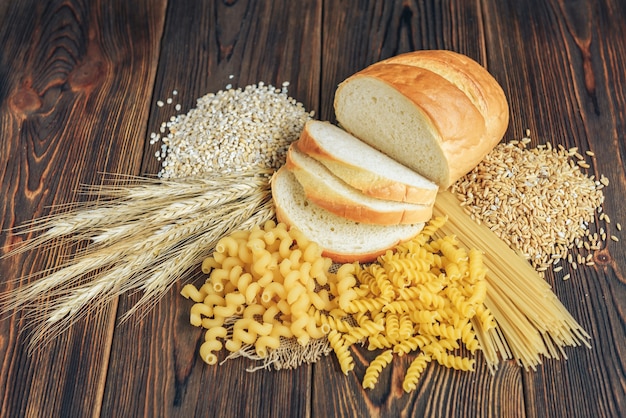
153,82 -> 313,179
451,134 -> 615,278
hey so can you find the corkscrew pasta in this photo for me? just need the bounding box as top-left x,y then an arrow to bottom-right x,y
321,216 -> 495,393
182,216 -> 496,395
362,350 -> 394,389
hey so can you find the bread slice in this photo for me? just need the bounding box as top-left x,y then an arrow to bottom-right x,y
334,50 -> 509,189
295,120 -> 438,205
270,167 -> 425,263
285,144 -> 433,225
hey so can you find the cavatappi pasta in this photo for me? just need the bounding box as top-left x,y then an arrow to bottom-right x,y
181,220 -> 339,365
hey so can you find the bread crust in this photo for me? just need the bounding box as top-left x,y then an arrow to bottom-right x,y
285,146 -> 433,225
271,168 -> 424,263
295,123 -> 437,205
335,50 -> 509,188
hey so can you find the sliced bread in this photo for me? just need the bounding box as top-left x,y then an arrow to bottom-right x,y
285,144 -> 433,225
334,50 -> 509,189
270,167 -> 425,263
295,120 -> 438,205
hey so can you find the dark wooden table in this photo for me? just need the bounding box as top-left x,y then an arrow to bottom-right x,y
1,1 -> 625,417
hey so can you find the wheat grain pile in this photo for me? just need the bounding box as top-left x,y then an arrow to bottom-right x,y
451,135 -> 611,277
155,82 -> 312,178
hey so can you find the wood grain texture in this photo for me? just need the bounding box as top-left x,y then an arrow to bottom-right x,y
482,0 -> 626,417
0,0 -> 167,416
99,1 -> 322,417
0,0 -> 624,417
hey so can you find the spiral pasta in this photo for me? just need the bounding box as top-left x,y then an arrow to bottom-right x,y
362,350 -> 393,390
314,216 -> 495,392
309,307 -> 353,333
402,354 -> 431,392
328,330 -> 354,374
354,311 -> 385,334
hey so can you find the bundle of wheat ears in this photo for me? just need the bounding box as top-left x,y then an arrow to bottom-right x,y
1,171 -> 275,348
1,81 -> 312,350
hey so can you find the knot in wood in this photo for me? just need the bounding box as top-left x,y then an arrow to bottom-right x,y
9,82 -> 42,116
69,58 -> 106,92
593,249 -> 611,265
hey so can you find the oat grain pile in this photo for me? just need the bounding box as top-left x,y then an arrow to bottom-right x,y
451,135 -> 611,277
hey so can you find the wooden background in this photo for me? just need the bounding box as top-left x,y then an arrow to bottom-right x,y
1,0 -> 625,417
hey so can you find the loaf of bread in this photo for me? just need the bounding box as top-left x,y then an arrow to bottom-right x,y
286,143 -> 433,225
295,120 -> 438,205
271,167 -> 425,263
334,50 -> 509,188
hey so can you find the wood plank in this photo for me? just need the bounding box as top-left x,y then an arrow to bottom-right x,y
99,0 -> 323,416
315,1 -> 526,417
0,0 -> 167,416
482,0 -> 626,417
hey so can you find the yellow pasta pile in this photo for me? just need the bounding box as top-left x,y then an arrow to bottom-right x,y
181,220 -> 341,365
325,216 -> 496,392
181,217 -> 494,393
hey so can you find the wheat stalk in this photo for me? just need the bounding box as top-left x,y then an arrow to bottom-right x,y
122,196 -> 276,322
1,171 -> 275,349
2,171 -> 273,257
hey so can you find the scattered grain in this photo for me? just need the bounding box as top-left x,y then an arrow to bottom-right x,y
611,235 -> 619,242
600,175 -> 610,186
451,138 -> 607,273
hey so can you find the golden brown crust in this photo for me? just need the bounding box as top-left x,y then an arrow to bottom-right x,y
303,191 -> 433,225
379,51 -> 510,183
352,63 -> 487,186
295,125 -> 438,205
271,167 -> 425,264
337,50 -> 509,188
285,146 -> 433,225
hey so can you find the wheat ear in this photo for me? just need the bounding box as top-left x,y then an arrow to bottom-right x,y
1,172 -> 275,348
1,171 -> 272,258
